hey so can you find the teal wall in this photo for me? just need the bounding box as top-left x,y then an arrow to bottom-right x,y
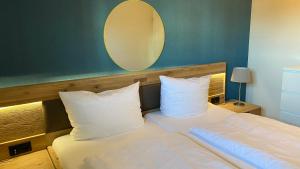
0,0 -> 252,100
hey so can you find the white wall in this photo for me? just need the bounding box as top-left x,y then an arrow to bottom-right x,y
247,0 -> 300,119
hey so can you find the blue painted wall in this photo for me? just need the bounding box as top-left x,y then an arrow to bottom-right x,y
0,0 -> 252,100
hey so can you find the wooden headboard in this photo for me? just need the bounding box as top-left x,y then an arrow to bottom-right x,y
0,62 -> 226,160
0,62 -> 226,107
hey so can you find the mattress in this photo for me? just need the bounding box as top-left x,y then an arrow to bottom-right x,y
144,103 -> 255,169
190,113 -> 300,169
145,103 -> 300,168
52,121 -> 237,169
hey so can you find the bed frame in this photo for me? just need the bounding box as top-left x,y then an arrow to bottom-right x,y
0,62 -> 226,162
47,146 -> 63,169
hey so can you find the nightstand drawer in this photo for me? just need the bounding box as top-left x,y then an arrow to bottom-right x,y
282,72 -> 300,93
280,92 -> 300,115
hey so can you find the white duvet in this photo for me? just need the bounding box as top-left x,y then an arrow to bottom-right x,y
190,113 -> 300,169
53,122 -> 236,169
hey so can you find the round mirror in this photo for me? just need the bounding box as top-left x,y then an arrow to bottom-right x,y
104,0 -> 165,71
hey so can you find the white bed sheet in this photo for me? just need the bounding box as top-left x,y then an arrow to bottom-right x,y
190,113 -> 300,169
145,103 -> 300,169
145,103 -> 234,133
52,121 -> 237,169
144,103 -> 255,169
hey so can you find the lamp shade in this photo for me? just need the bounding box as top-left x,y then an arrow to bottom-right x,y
231,67 -> 251,83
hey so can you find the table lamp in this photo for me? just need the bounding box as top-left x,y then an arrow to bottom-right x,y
231,67 -> 251,106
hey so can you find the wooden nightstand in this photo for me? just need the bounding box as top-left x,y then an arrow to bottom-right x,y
0,150 -> 55,169
219,100 -> 261,115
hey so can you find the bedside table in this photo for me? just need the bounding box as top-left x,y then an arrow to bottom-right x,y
219,100 -> 261,115
0,150 -> 55,169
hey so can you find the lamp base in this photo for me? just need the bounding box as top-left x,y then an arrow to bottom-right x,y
233,102 -> 245,106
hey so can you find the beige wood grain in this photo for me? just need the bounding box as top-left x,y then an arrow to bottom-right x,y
219,100 -> 261,115
0,102 -> 44,143
0,62 -> 226,107
0,134 -> 46,161
0,129 -> 71,161
47,147 -> 63,169
0,150 -> 54,169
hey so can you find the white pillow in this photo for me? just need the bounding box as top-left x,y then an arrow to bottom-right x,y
59,82 -> 144,140
160,75 -> 211,118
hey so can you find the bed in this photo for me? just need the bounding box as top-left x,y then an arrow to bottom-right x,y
0,62 -> 250,168
3,61 -> 299,169
145,103 -> 300,169
51,121 -> 237,169
43,63 -> 233,169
